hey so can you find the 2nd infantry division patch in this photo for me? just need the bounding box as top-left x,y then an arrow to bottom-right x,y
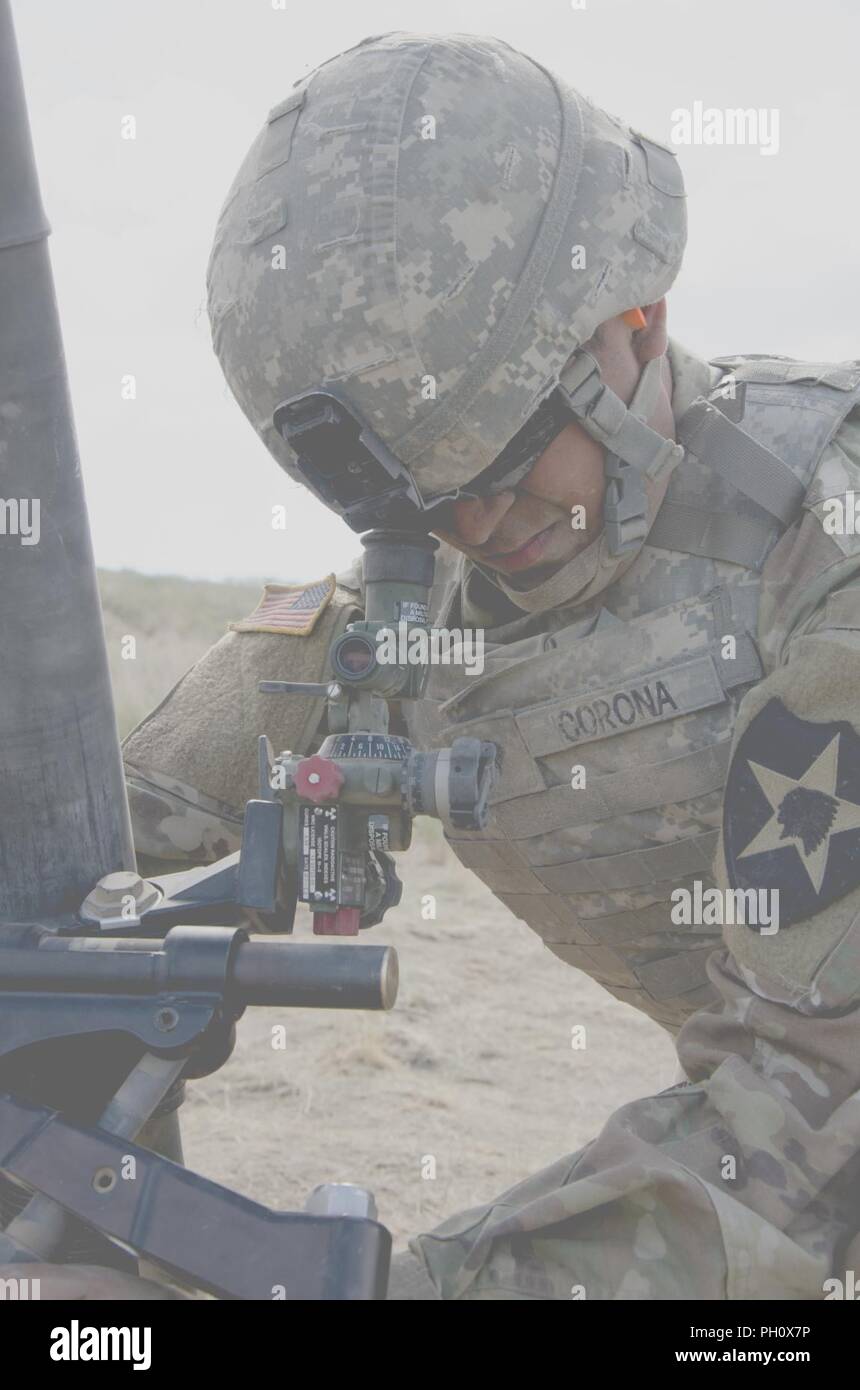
229,574 -> 336,636
724,698 -> 860,927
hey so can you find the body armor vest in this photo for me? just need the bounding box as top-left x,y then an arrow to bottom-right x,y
407,354 -> 860,1032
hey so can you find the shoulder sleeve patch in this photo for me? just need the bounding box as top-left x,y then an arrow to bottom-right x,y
229,574 -> 336,636
724,697 -> 860,926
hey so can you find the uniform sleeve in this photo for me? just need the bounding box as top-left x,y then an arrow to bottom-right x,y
409,418 -> 860,1300
123,583 -> 361,871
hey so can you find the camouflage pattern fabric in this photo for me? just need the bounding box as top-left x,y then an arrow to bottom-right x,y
123,585 -> 359,870
206,31 -> 685,498
406,941 -> 860,1299
124,769 -> 244,878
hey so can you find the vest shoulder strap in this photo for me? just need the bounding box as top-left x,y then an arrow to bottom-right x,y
649,353 -> 860,568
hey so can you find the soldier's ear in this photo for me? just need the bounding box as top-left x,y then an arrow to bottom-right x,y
631,298 -> 668,365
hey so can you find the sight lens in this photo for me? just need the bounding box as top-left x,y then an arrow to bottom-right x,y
334,634 -> 376,679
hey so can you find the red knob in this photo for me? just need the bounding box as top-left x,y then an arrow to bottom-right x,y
295,754 -> 345,803
314,907 -> 360,936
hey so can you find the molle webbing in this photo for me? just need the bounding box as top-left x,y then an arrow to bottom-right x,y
516,638 -> 758,758
677,398 -> 805,524
650,356 -> 860,570
448,828 -> 720,895
491,740 -> 731,837
432,588 -> 759,808
648,499 -> 776,569
533,828 -> 721,893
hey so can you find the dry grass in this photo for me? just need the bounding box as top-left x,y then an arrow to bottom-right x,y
98,568 -> 263,735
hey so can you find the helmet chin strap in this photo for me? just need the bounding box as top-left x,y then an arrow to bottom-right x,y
556,350 -> 683,555
476,350 -> 685,617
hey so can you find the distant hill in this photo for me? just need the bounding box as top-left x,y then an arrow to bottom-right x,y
97,569 -> 264,737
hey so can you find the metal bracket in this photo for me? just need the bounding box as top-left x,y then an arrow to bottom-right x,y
0,1093 -> 390,1299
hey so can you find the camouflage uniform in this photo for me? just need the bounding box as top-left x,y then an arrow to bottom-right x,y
402,361 -> 860,1297
125,340 -> 860,1299
125,33 -> 860,1297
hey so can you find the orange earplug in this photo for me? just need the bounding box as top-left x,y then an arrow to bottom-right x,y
622,307 -> 647,331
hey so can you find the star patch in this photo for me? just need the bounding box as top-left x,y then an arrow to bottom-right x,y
229,575 -> 335,637
724,698 -> 860,926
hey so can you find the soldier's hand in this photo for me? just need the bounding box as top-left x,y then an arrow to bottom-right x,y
0,1261 -> 187,1300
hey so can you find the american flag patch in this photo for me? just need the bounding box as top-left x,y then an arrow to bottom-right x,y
229,575 -> 336,637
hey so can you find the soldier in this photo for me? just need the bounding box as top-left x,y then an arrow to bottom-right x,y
36,31 -> 860,1299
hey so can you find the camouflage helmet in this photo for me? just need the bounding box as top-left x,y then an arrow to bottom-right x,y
207,31 -> 686,521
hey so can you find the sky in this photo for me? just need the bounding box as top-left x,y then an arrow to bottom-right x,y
13,0 -> 860,581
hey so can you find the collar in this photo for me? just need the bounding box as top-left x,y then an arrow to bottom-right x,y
666,337 -> 723,419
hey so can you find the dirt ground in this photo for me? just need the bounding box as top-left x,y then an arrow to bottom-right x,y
180,821 -> 677,1251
